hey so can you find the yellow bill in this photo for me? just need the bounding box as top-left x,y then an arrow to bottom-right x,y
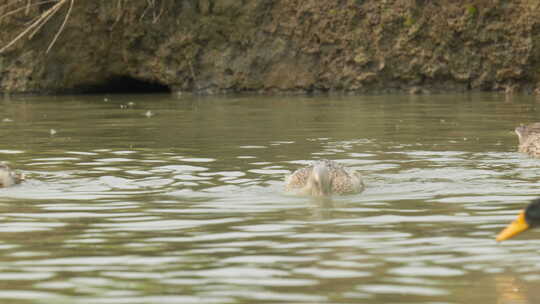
496,211 -> 530,242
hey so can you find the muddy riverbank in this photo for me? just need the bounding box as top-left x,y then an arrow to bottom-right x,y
1,0 -> 539,95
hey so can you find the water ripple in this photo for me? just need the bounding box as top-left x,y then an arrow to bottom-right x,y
2,94 -> 540,303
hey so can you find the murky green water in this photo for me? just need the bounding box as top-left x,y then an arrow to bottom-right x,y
1,93 -> 540,303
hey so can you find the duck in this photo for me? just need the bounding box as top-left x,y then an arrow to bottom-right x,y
0,163 -> 24,188
515,123 -> 540,157
285,159 -> 364,196
496,198 -> 540,242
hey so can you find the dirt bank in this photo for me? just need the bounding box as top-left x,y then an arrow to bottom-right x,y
1,0 -> 539,94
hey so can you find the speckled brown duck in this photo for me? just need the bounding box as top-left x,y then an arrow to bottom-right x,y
0,163 -> 24,188
285,159 -> 364,196
515,123 -> 540,157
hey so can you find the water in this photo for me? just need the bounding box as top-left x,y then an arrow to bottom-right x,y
0,93 -> 539,303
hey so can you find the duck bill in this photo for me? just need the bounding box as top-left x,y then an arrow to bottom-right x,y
496,211 -> 530,242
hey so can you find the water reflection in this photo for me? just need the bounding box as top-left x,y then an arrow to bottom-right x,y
0,94 -> 540,303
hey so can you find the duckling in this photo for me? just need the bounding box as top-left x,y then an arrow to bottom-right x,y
0,163 -> 24,188
496,198 -> 540,242
515,123 -> 540,157
285,160 -> 364,196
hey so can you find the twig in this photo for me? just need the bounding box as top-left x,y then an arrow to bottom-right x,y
28,1 -> 62,38
0,7 -> 55,53
0,0 -> 72,54
110,0 -> 123,31
139,0 -> 152,21
0,0 -> 56,21
153,1 -> 164,24
46,0 -> 73,53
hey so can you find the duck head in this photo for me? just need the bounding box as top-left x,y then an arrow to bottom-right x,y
497,198 -> 540,242
0,163 -> 24,188
515,123 -> 540,145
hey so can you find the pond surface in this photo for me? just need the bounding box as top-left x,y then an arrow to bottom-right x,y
0,93 -> 539,303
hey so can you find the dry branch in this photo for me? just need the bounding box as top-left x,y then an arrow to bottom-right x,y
45,0 -> 72,53
0,0 -> 74,54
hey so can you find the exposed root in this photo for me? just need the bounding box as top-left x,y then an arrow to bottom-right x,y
0,0 -> 56,21
45,0 -> 72,53
0,0 -> 74,54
